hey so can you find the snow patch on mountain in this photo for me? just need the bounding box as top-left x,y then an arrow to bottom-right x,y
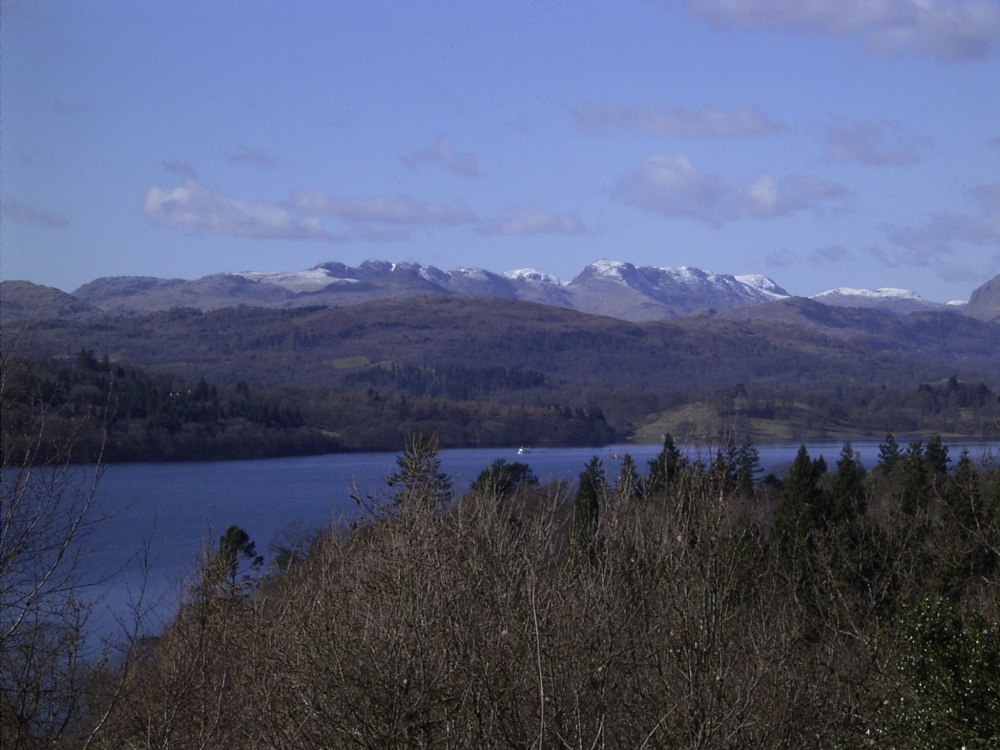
735,274 -> 789,298
230,268 -> 345,292
453,267 -> 494,281
814,287 -> 923,301
503,268 -> 565,285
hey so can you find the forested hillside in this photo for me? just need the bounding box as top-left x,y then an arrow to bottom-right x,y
3,293 -> 999,452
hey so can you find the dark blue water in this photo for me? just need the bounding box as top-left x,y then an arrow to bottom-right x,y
70,438 -> 996,641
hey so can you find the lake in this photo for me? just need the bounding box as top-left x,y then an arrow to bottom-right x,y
63,438 -> 997,641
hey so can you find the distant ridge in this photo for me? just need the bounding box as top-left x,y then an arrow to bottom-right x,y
12,259 -> 984,322
964,274 -> 1000,322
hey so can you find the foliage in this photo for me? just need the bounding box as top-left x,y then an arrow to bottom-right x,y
386,431 -> 453,508
470,458 -> 539,499
6,294 -> 1000,450
881,598 -> 1000,749
5,429 -> 1000,747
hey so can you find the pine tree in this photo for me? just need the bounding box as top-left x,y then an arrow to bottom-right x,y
772,445 -> 830,558
830,442 -> 867,525
387,431 -> 452,508
615,453 -> 641,502
573,456 -> 604,549
647,433 -> 685,495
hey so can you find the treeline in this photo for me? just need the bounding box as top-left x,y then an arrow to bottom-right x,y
8,432 -> 997,748
0,350 -> 337,462
0,352 -> 615,462
344,361 -> 548,400
703,376 -> 1000,440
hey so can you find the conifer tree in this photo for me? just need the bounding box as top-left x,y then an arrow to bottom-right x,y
830,442 -> 867,525
647,433 -> 685,495
771,445 -> 830,558
573,456 -> 604,549
386,431 -> 452,508
615,453 -> 641,502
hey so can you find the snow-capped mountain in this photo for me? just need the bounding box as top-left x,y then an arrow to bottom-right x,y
562,260 -> 789,319
67,258 -> 978,322
809,287 -> 944,316
73,258 -> 792,320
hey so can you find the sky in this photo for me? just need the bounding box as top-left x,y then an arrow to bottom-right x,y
2,1 -> 999,302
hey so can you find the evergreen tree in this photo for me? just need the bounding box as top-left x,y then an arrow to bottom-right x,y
771,445 -> 830,558
216,525 -> 264,591
877,432 -> 902,474
924,434 -> 950,496
647,433 -> 685,495
939,450 -> 995,598
830,442 -> 867,525
573,456 -> 604,549
898,441 -> 930,516
387,431 -> 452,508
470,458 -> 537,499
727,435 -> 761,497
614,453 -> 641,502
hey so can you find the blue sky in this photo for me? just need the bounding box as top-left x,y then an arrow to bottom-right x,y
2,0 -> 999,302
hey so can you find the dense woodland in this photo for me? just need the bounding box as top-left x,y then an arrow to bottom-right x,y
0,351 -> 614,462
3,385 -> 999,747
5,294 -> 1000,450
0,350 -> 997,464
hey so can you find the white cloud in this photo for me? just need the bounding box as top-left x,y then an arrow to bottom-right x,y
142,182 -> 339,241
685,0 -> 1000,60
288,190 -> 476,226
399,136 -> 480,177
571,101 -> 784,138
0,200 -> 70,228
825,120 -> 929,165
477,206 -> 585,236
616,153 -> 849,226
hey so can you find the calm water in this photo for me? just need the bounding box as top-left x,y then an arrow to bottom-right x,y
64,438 -> 996,641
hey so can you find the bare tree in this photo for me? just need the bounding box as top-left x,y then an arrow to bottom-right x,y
0,349 -> 116,745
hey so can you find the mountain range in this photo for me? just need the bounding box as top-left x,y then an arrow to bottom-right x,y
3,259 -> 999,445
6,259 -> 995,324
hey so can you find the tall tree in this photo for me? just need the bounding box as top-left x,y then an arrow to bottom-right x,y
771,445 -> 830,559
830,442 -> 867,525
573,456 -> 604,549
615,453 -> 641,503
386,431 -> 452,508
647,433 -> 685,495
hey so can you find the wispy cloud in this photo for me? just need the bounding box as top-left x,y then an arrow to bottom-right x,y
809,245 -> 853,263
163,161 -> 198,180
0,199 -> 70,228
887,181 -> 1000,264
825,120 -> 929,166
51,94 -> 92,114
867,182 -> 1000,283
227,145 -> 278,168
685,0 -> 1000,60
399,136 -> 479,178
142,182 -> 340,241
477,206 -> 585,236
571,101 -> 784,138
288,190 -> 476,227
615,153 -> 850,226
